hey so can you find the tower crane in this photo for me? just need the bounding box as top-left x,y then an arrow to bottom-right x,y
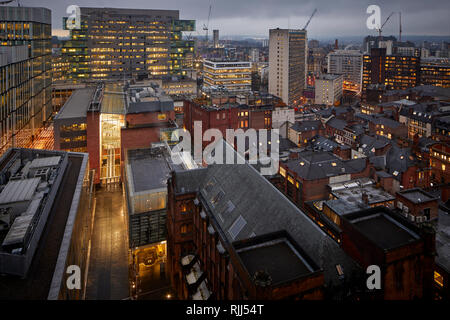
302,8 -> 317,30
202,4 -> 212,44
377,11 -> 395,42
398,12 -> 402,42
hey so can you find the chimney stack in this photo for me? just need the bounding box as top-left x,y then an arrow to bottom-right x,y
362,192 -> 369,205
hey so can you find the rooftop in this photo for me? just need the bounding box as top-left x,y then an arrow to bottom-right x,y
174,139 -> 359,286
317,74 -> 343,81
101,83 -> 126,114
290,120 -> 322,132
398,188 -> 439,204
329,178 -> 395,206
0,148 -> 87,299
324,199 -> 366,217
126,147 -> 177,193
346,209 -> 420,250
284,151 -> 367,180
0,177 -> 40,204
126,84 -> 174,114
236,236 -> 316,286
54,88 -> 95,120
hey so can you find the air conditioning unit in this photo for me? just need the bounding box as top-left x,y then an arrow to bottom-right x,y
34,167 -> 50,181
409,214 -> 415,221
10,172 -> 25,180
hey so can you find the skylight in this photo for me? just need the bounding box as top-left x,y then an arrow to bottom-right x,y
228,215 -> 247,240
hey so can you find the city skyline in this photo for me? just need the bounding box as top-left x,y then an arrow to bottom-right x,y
0,1 -> 449,304
14,0 -> 450,38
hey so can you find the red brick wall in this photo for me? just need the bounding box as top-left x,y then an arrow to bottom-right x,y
125,110 -> 175,126
396,192 -> 439,220
120,126 -> 162,162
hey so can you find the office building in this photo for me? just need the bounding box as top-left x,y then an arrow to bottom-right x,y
0,6 -> 52,155
0,148 -> 93,300
62,7 -> 195,81
53,87 -> 94,153
279,150 -> 372,205
363,35 -> 396,54
202,59 -> 252,93
362,48 -> 420,100
183,92 -> 280,142
54,81 -> 177,185
250,48 -> 259,63
269,28 -> 307,105
327,50 -> 363,92
420,58 -> 450,88
314,74 -> 343,106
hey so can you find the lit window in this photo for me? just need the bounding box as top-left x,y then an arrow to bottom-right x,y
434,271 -> 444,287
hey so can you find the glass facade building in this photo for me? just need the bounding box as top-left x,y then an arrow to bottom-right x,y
0,7 -> 52,155
62,8 -> 195,81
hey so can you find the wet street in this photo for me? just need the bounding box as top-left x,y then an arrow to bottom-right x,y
85,184 -> 130,300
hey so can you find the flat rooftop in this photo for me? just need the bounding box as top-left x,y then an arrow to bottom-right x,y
324,199 -> 366,216
101,83 -> 126,114
330,181 -> 395,206
54,87 -> 95,120
237,238 -> 315,286
0,152 -> 84,299
350,212 -> 419,250
127,147 -> 180,193
398,188 -> 439,204
317,74 -> 342,81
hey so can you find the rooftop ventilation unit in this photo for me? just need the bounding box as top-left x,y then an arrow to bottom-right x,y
10,172 -> 26,180
34,167 -> 50,181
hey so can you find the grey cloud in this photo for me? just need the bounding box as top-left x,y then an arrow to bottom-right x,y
16,0 -> 450,36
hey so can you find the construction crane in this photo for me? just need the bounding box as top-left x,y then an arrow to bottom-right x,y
302,8 -> 317,30
398,12 -> 402,42
202,4 -> 212,44
377,11 -> 395,42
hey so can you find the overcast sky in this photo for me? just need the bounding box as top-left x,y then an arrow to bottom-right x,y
17,0 -> 450,38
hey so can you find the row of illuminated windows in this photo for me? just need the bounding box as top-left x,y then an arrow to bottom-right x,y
203,67 -> 252,74
204,73 -> 251,80
432,151 -> 449,162
434,128 -> 450,136
61,123 -> 87,132
61,135 -> 87,143
431,161 -> 447,172
0,22 -> 50,40
204,80 -> 251,86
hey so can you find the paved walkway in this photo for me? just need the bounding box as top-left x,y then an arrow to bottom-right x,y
85,184 -> 130,300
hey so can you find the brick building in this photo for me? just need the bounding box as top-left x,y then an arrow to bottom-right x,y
340,207 -> 435,300
183,99 -> 274,146
396,188 -> 440,222
167,141 -> 359,300
279,151 -> 372,205
120,83 -> 177,171
287,120 -> 325,147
